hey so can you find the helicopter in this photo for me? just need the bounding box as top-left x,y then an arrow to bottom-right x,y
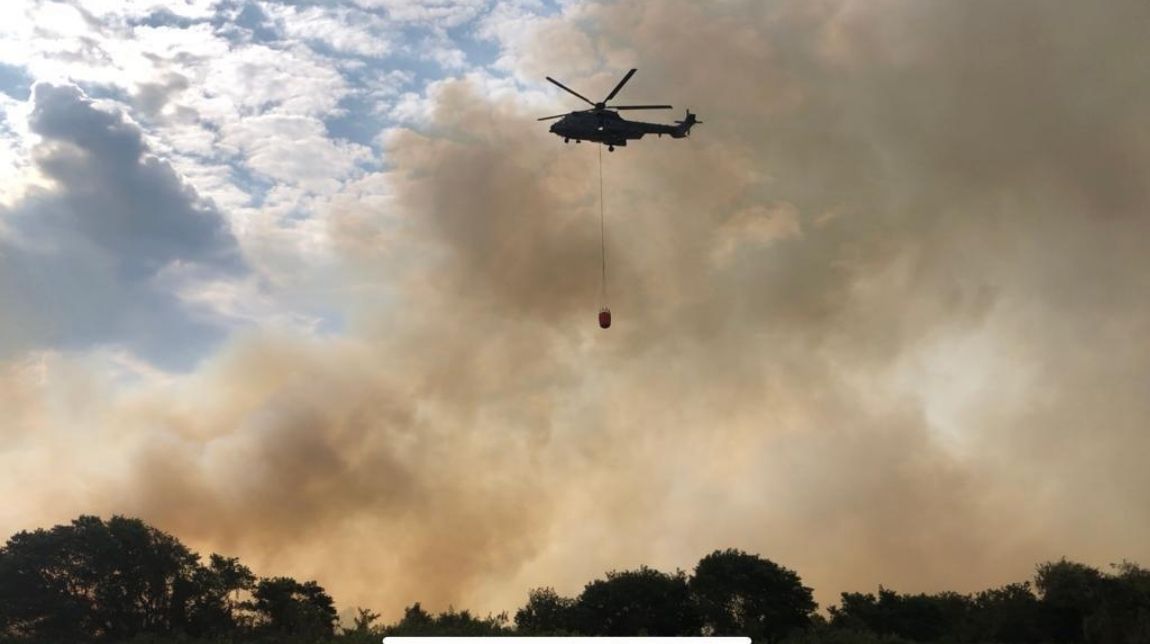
538,68 -> 700,151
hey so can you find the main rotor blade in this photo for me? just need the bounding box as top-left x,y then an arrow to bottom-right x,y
613,105 -> 673,110
603,68 -> 637,103
546,76 -> 595,106
537,113 -> 568,121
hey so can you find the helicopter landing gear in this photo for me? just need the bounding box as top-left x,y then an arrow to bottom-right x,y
608,145 -> 615,152
564,137 -> 570,143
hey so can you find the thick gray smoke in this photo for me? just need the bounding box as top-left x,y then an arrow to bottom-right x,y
1,0 -> 1149,618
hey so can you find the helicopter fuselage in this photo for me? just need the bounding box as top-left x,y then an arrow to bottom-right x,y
549,110 -> 695,149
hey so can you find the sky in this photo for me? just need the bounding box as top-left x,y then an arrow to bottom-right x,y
2,0 -> 1150,622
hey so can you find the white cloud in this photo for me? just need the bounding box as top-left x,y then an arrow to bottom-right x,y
261,2 -> 394,58
388,89 -> 435,126
172,273 -> 326,334
76,0 -> 224,21
0,95 -> 42,207
476,0 -> 598,83
351,0 -> 489,28
420,35 -> 468,70
0,83 -> 245,368
220,113 -> 372,192
0,0 -> 558,374
194,43 -> 350,121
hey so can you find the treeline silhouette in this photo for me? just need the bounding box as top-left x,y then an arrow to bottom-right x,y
1,516 -> 1147,643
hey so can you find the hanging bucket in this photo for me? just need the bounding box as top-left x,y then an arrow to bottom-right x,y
598,307 -> 612,329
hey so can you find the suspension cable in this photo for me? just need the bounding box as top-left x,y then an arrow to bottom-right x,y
599,142 -> 607,306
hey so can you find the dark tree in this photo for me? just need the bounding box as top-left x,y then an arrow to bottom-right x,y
425,607 -> 510,636
394,602 -> 434,632
967,582 -> 1045,643
829,587 -> 971,642
515,587 -> 578,634
247,576 -> 338,639
4,515 -> 1148,644
344,606 -> 381,634
1036,559 -> 1104,642
830,590 -> 889,637
382,602 -> 510,636
573,566 -> 702,636
0,515 -> 206,641
690,548 -> 817,642
1082,562 -> 1150,644
182,553 -> 257,636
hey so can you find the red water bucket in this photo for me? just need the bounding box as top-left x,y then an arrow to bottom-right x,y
598,308 -> 612,329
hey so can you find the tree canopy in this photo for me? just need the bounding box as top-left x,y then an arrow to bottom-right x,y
0,515 -> 329,642
1,514 -> 1148,643
691,548 -> 817,642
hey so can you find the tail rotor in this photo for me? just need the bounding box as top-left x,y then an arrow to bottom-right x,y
673,109 -> 701,138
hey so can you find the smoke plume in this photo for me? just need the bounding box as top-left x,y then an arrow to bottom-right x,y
2,0 -> 1149,618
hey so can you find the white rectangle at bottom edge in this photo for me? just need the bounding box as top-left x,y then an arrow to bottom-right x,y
386,638 -> 752,644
